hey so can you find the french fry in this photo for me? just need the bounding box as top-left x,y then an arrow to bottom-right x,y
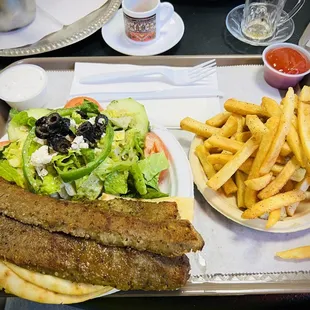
258,158 -> 300,200
235,171 -> 246,208
235,131 -> 252,142
239,158 -> 253,174
286,123 -> 305,166
298,94 -> 310,162
208,135 -> 244,153
248,116 -> 279,179
286,176 -> 310,216
280,142 -> 292,157
299,85 -> 310,103
207,153 -> 233,165
244,172 -> 273,191
195,145 -> 216,179
266,209 -> 281,229
224,99 -> 268,117
275,156 -> 287,165
261,97 -> 282,117
222,178 -> 238,196
206,111 -> 231,127
213,164 -> 223,171
232,114 -> 245,133
180,117 -> 220,138
207,137 -> 259,191
241,190 -> 306,219
260,88 -> 295,174
276,245 -> 310,260
246,115 -> 268,139
271,164 -> 306,182
204,115 -> 238,149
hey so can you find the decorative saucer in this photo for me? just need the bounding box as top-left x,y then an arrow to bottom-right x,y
226,4 -> 295,47
101,9 -> 185,56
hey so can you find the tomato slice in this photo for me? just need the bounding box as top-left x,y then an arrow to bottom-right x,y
0,140 -> 10,148
65,96 -> 103,111
144,132 -> 170,183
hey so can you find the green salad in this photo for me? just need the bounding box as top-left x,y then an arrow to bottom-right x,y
0,98 -> 169,200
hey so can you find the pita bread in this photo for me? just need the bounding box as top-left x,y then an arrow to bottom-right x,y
0,261 -> 113,304
3,261 -> 109,296
100,194 -> 194,222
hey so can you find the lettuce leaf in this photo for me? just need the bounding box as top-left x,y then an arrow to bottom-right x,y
104,170 -> 129,195
3,140 -> 23,168
0,160 -> 25,188
74,173 -> 103,200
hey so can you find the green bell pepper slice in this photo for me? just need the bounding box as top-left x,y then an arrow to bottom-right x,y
59,124 -> 114,182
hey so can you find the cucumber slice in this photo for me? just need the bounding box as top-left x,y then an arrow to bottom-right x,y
106,98 -> 149,136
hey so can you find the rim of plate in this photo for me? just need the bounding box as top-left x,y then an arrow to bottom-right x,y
190,136 -> 310,234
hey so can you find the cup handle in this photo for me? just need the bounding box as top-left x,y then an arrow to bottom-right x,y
159,2 -> 174,29
278,0 -> 305,25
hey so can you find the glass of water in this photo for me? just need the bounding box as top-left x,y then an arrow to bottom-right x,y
241,0 -> 305,41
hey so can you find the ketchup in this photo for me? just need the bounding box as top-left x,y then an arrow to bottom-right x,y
266,47 -> 309,75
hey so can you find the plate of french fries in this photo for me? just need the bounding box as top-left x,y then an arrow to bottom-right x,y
181,86 -> 310,233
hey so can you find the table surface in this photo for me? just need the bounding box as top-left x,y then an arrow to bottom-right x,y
0,0 -> 309,309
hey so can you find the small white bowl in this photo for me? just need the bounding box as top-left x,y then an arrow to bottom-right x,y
0,64 -> 48,110
262,43 -> 310,89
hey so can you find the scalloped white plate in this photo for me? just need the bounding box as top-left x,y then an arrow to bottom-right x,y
190,136 -> 310,233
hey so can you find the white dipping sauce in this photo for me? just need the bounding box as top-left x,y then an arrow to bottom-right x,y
0,64 -> 47,102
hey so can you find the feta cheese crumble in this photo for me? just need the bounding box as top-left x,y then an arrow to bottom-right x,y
88,117 -> 96,125
71,135 -> 89,150
30,145 -> 55,167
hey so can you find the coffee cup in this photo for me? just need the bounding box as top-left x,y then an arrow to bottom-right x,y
122,0 -> 174,44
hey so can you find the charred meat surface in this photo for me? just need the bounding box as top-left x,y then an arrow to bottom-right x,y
0,178 -> 204,257
0,215 -> 190,291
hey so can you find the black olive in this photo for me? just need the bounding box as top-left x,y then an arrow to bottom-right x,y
76,110 -> 88,119
58,118 -> 71,136
49,134 -> 71,154
76,121 -> 96,142
95,114 -> 109,128
46,113 -> 62,132
35,124 -> 50,139
62,118 -> 70,128
93,125 -> 104,140
35,116 -> 47,127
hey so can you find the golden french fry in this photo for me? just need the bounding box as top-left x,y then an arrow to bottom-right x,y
244,172 -> 273,191
275,156 -> 287,165
204,115 -> 238,149
232,114 -> 245,133
286,124 -> 305,166
222,178 -> 238,196
207,137 -> 259,191
258,158 -> 300,200
206,111 -> 231,127
260,88 -> 295,175
241,189 -> 306,219
286,177 -> 310,216
248,116 -> 279,179
213,164 -> 223,171
195,145 -> 216,179
239,158 -> 253,174
235,171 -> 246,208
299,85 -> 310,103
266,209 -> 281,229
276,245 -> 310,260
180,117 -> 220,138
208,135 -> 244,153
235,131 -> 252,142
261,97 -> 282,117
207,154 -> 233,165
298,96 -> 310,162
280,142 -> 292,157
224,99 -> 268,117
246,115 -> 268,139
271,164 -> 306,182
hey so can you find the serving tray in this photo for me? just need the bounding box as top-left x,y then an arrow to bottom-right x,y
0,55 -> 309,297
0,0 -> 121,57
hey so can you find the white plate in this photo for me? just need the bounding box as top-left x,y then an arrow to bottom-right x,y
101,9 -> 185,56
190,136 -> 310,233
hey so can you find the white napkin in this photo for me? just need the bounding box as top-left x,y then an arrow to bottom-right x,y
36,0 -> 108,26
0,0 -> 108,49
69,62 -> 221,128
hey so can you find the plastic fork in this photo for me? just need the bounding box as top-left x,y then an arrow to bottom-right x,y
79,60 -> 217,86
